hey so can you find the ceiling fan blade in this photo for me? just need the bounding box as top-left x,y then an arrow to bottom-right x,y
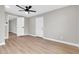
25,5 -> 32,9
29,10 -> 36,12
16,5 -> 25,10
29,6 -> 32,9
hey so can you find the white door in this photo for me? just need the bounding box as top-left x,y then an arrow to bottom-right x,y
36,16 -> 44,37
17,17 -> 24,36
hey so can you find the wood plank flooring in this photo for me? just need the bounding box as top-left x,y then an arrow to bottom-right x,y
0,32 -> 79,54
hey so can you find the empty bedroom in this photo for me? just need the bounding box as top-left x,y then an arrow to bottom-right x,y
0,5 -> 79,54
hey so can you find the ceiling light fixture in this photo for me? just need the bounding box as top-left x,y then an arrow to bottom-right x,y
25,12 -> 28,15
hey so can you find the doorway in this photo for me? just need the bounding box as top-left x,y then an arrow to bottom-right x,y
5,15 -> 25,40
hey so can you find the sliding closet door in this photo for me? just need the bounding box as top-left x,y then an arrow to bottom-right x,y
35,16 -> 44,36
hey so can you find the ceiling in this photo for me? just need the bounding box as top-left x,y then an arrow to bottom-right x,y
5,5 -> 69,18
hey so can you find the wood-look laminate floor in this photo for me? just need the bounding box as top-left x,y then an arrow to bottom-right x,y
0,33 -> 79,54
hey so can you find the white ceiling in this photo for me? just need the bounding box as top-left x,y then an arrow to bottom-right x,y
5,5 -> 69,18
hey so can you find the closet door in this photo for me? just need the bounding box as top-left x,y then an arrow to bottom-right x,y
17,17 -> 24,36
35,16 -> 44,37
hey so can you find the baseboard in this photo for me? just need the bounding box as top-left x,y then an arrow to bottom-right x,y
0,42 -> 5,46
28,34 -> 44,37
28,34 -> 79,48
42,37 -> 79,48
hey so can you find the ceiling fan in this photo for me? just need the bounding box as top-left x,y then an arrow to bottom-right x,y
16,5 -> 36,14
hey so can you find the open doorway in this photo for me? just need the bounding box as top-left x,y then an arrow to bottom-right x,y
9,18 -> 17,36
5,14 -> 25,40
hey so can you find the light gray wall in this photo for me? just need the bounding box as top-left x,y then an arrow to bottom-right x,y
29,6 -> 79,45
24,18 -> 29,35
9,19 -> 17,34
0,5 -> 5,43
44,6 -> 78,44
29,17 -> 36,35
77,6 -> 79,42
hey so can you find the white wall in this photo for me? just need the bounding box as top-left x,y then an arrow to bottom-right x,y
0,5 -> 5,44
9,19 -> 17,34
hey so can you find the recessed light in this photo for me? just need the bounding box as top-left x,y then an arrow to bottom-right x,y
5,5 -> 10,8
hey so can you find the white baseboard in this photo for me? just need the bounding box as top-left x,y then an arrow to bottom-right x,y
17,34 -> 29,36
0,42 -> 5,46
28,34 -> 79,48
42,37 -> 79,48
